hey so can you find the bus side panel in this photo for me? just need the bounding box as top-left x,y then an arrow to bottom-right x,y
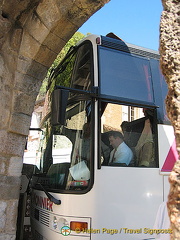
91,167 -> 163,240
31,168 -> 163,240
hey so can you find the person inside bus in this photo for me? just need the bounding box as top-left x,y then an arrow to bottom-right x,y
120,108 -> 155,167
135,108 -> 155,167
108,131 -> 133,166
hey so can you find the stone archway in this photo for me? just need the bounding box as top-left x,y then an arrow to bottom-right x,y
0,0 -> 180,239
0,1 -> 109,239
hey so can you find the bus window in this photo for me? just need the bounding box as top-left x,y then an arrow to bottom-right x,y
49,40 -> 93,92
100,102 -> 157,168
36,98 -> 93,192
99,46 -> 154,103
71,42 -> 92,91
32,40 -> 94,193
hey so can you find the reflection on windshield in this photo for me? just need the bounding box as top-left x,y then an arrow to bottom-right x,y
35,98 -> 93,192
31,41 -> 93,192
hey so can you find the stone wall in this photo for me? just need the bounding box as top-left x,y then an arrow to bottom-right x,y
160,0 -> 180,239
0,0 -> 180,239
0,0 -> 109,239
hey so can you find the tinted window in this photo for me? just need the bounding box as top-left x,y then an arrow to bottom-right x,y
98,47 -> 154,103
50,41 -> 93,92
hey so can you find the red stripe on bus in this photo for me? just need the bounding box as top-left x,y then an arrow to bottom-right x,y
161,139 -> 179,172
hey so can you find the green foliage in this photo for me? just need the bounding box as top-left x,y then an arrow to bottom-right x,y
38,32 -> 86,99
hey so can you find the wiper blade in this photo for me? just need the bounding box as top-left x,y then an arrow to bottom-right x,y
38,183 -> 61,205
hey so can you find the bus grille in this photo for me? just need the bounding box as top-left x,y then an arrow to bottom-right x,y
32,207 -> 50,227
39,209 -> 50,227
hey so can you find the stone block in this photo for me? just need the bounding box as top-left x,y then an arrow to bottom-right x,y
0,235 -> 15,240
52,18 -> 78,41
9,112 -> 32,136
0,175 -> 21,200
17,55 -> 33,75
0,159 -> 6,175
8,157 -> 23,177
0,156 -> 23,176
0,75 -> 13,129
14,71 -> 42,96
0,201 -> 7,231
43,32 -> 65,54
0,200 -> 18,235
0,54 -> 5,77
25,12 -> 50,44
0,15 -> 11,40
18,47 -> 52,74
0,101 -> 11,130
26,60 -> 48,80
36,0 -> 61,29
1,41 -> 19,74
13,92 -> 36,115
0,156 -> 11,175
5,200 -> 19,234
66,4 -> 89,26
55,0 -> 103,29
10,27 -> 23,52
2,0 -> 28,20
19,30 -> 41,60
34,44 -> 57,68
0,130 -> 26,156
17,0 -> 31,9
55,0 -> 73,13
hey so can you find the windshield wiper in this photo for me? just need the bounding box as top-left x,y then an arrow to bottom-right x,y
38,183 -> 61,205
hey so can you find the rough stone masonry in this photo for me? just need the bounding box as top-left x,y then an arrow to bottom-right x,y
0,0 -> 109,239
160,1 -> 180,240
0,0 -> 179,239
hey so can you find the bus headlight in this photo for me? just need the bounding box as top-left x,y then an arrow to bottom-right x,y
52,216 -> 58,229
58,217 -> 68,231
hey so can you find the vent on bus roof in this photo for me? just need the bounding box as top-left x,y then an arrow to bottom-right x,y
101,36 -> 160,60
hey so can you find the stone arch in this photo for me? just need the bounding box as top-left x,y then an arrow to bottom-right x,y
0,0 -> 109,238
0,0 -> 180,239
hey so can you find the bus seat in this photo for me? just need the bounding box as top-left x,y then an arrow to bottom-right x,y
121,117 -> 148,167
101,132 -> 113,165
101,131 -> 112,149
122,117 -> 147,148
47,162 -> 70,188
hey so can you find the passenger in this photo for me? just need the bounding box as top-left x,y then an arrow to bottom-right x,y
135,108 -> 155,167
101,140 -> 110,164
108,131 -> 133,166
135,118 -> 155,167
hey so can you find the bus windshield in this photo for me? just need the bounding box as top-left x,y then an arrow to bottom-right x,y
37,99 -> 93,192
33,40 -> 94,193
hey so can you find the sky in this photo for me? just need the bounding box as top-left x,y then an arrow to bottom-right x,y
78,0 -> 163,51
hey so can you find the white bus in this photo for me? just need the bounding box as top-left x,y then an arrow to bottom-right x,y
30,34 -> 178,240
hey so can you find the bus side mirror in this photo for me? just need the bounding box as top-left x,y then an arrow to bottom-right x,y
51,89 -> 69,126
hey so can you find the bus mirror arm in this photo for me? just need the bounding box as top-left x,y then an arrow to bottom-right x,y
38,183 -> 61,205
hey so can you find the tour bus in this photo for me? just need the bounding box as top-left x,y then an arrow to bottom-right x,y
30,33 -> 178,240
